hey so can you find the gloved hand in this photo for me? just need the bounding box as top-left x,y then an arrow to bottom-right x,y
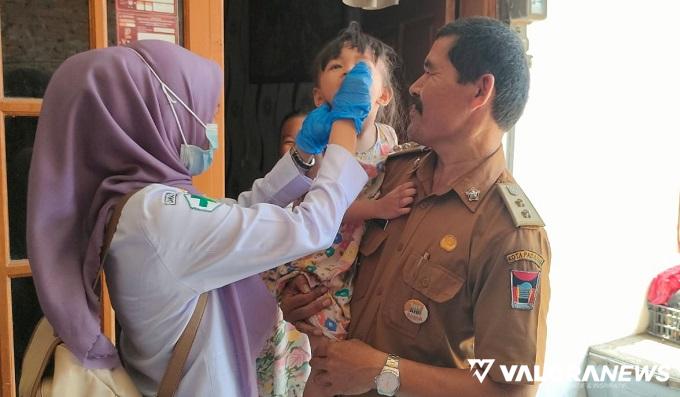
294,103 -> 332,155
294,62 -> 373,154
329,61 -> 373,134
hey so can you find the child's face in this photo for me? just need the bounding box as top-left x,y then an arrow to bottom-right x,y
313,46 -> 390,117
279,115 -> 305,157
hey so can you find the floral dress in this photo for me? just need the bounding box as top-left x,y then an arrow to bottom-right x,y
256,308 -> 311,397
257,123 -> 397,396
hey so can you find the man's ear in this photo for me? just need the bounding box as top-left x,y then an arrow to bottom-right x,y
470,73 -> 495,111
376,85 -> 393,106
312,87 -> 325,107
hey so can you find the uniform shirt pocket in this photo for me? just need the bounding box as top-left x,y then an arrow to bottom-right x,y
403,257 -> 465,303
383,253 -> 465,338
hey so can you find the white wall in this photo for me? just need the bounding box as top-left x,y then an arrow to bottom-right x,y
512,1 -> 680,395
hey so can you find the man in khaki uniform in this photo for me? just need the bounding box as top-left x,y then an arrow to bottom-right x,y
281,17 -> 550,397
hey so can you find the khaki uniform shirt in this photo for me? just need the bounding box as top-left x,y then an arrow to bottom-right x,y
348,147 -> 550,395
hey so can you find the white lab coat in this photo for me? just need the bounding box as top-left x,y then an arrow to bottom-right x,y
104,145 -> 367,396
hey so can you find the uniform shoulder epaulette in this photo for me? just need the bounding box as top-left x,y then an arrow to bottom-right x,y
496,182 -> 545,228
387,142 -> 430,158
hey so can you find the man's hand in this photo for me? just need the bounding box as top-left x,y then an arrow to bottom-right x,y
374,181 -> 417,220
309,338 -> 386,395
279,275 -> 331,336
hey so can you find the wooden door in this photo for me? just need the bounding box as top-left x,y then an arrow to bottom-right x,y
0,1 -> 223,395
459,0 -> 497,18
362,0 -> 454,89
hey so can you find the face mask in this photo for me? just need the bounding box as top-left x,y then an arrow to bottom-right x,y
179,122 -> 218,175
132,49 -> 218,176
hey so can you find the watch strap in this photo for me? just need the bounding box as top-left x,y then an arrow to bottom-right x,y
376,354 -> 400,396
290,146 -> 315,170
385,354 -> 400,371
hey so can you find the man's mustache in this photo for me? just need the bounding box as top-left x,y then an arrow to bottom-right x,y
411,97 -> 423,114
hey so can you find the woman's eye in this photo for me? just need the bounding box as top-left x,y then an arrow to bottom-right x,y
328,64 -> 343,71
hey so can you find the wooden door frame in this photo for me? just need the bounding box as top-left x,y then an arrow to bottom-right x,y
185,0 -> 226,197
459,0 -> 498,18
0,1 -> 224,395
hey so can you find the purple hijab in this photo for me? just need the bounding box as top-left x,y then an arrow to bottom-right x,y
27,40 -> 277,393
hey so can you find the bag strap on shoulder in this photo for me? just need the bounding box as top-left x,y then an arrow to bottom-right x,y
92,190 -> 140,291
157,293 -> 208,397
101,190 -> 138,263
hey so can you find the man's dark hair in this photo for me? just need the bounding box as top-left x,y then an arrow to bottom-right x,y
436,17 -> 529,131
312,21 -> 404,133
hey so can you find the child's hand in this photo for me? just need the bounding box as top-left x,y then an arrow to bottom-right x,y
329,61 -> 372,134
374,181 -> 417,220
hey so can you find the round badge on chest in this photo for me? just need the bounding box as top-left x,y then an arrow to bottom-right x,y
403,299 -> 429,324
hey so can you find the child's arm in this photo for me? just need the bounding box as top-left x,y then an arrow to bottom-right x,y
342,181 -> 417,223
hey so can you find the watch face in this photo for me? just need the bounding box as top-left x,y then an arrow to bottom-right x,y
377,372 -> 399,395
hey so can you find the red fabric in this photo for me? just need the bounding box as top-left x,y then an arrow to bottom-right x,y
647,265 -> 680,305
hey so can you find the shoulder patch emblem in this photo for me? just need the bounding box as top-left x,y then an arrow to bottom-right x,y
496,183 -> 545,228
506,250 -> 545,268
183,193 -> 222,212
162,191 -> 178,205
510,270 -> 540,310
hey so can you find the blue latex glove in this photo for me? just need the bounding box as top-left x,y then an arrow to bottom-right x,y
294,103 -> 332,155
329,61 -> 373,134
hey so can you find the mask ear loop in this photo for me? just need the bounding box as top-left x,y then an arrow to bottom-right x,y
161,84 -> 208,130
129,49 -> 205,145
161,84 -> 189,146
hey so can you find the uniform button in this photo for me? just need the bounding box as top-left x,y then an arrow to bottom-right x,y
419,276 -> 430,288
397,243 -> 404,252
418,201 -> 430,209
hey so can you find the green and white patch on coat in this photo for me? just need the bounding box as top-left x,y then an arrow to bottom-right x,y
183,193 -> 222,212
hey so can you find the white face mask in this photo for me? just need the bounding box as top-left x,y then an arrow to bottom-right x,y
132,49 -> 218,176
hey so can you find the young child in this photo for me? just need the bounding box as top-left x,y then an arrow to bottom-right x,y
257,22 -> 416,397
279,109 -> 308,157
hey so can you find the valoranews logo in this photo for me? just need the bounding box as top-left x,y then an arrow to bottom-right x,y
467,359 -> 671,383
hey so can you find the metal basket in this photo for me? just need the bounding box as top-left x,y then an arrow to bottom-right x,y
647,303 -> 680,344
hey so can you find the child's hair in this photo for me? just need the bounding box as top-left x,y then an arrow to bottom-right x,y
279,108 -> 308,133
312,21 -> 404,134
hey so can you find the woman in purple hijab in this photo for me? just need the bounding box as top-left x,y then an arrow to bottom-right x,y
27,40 -> 371,396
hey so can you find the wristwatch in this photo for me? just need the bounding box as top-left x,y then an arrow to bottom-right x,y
375,354 -> 400,396
289,145 -> 315,171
